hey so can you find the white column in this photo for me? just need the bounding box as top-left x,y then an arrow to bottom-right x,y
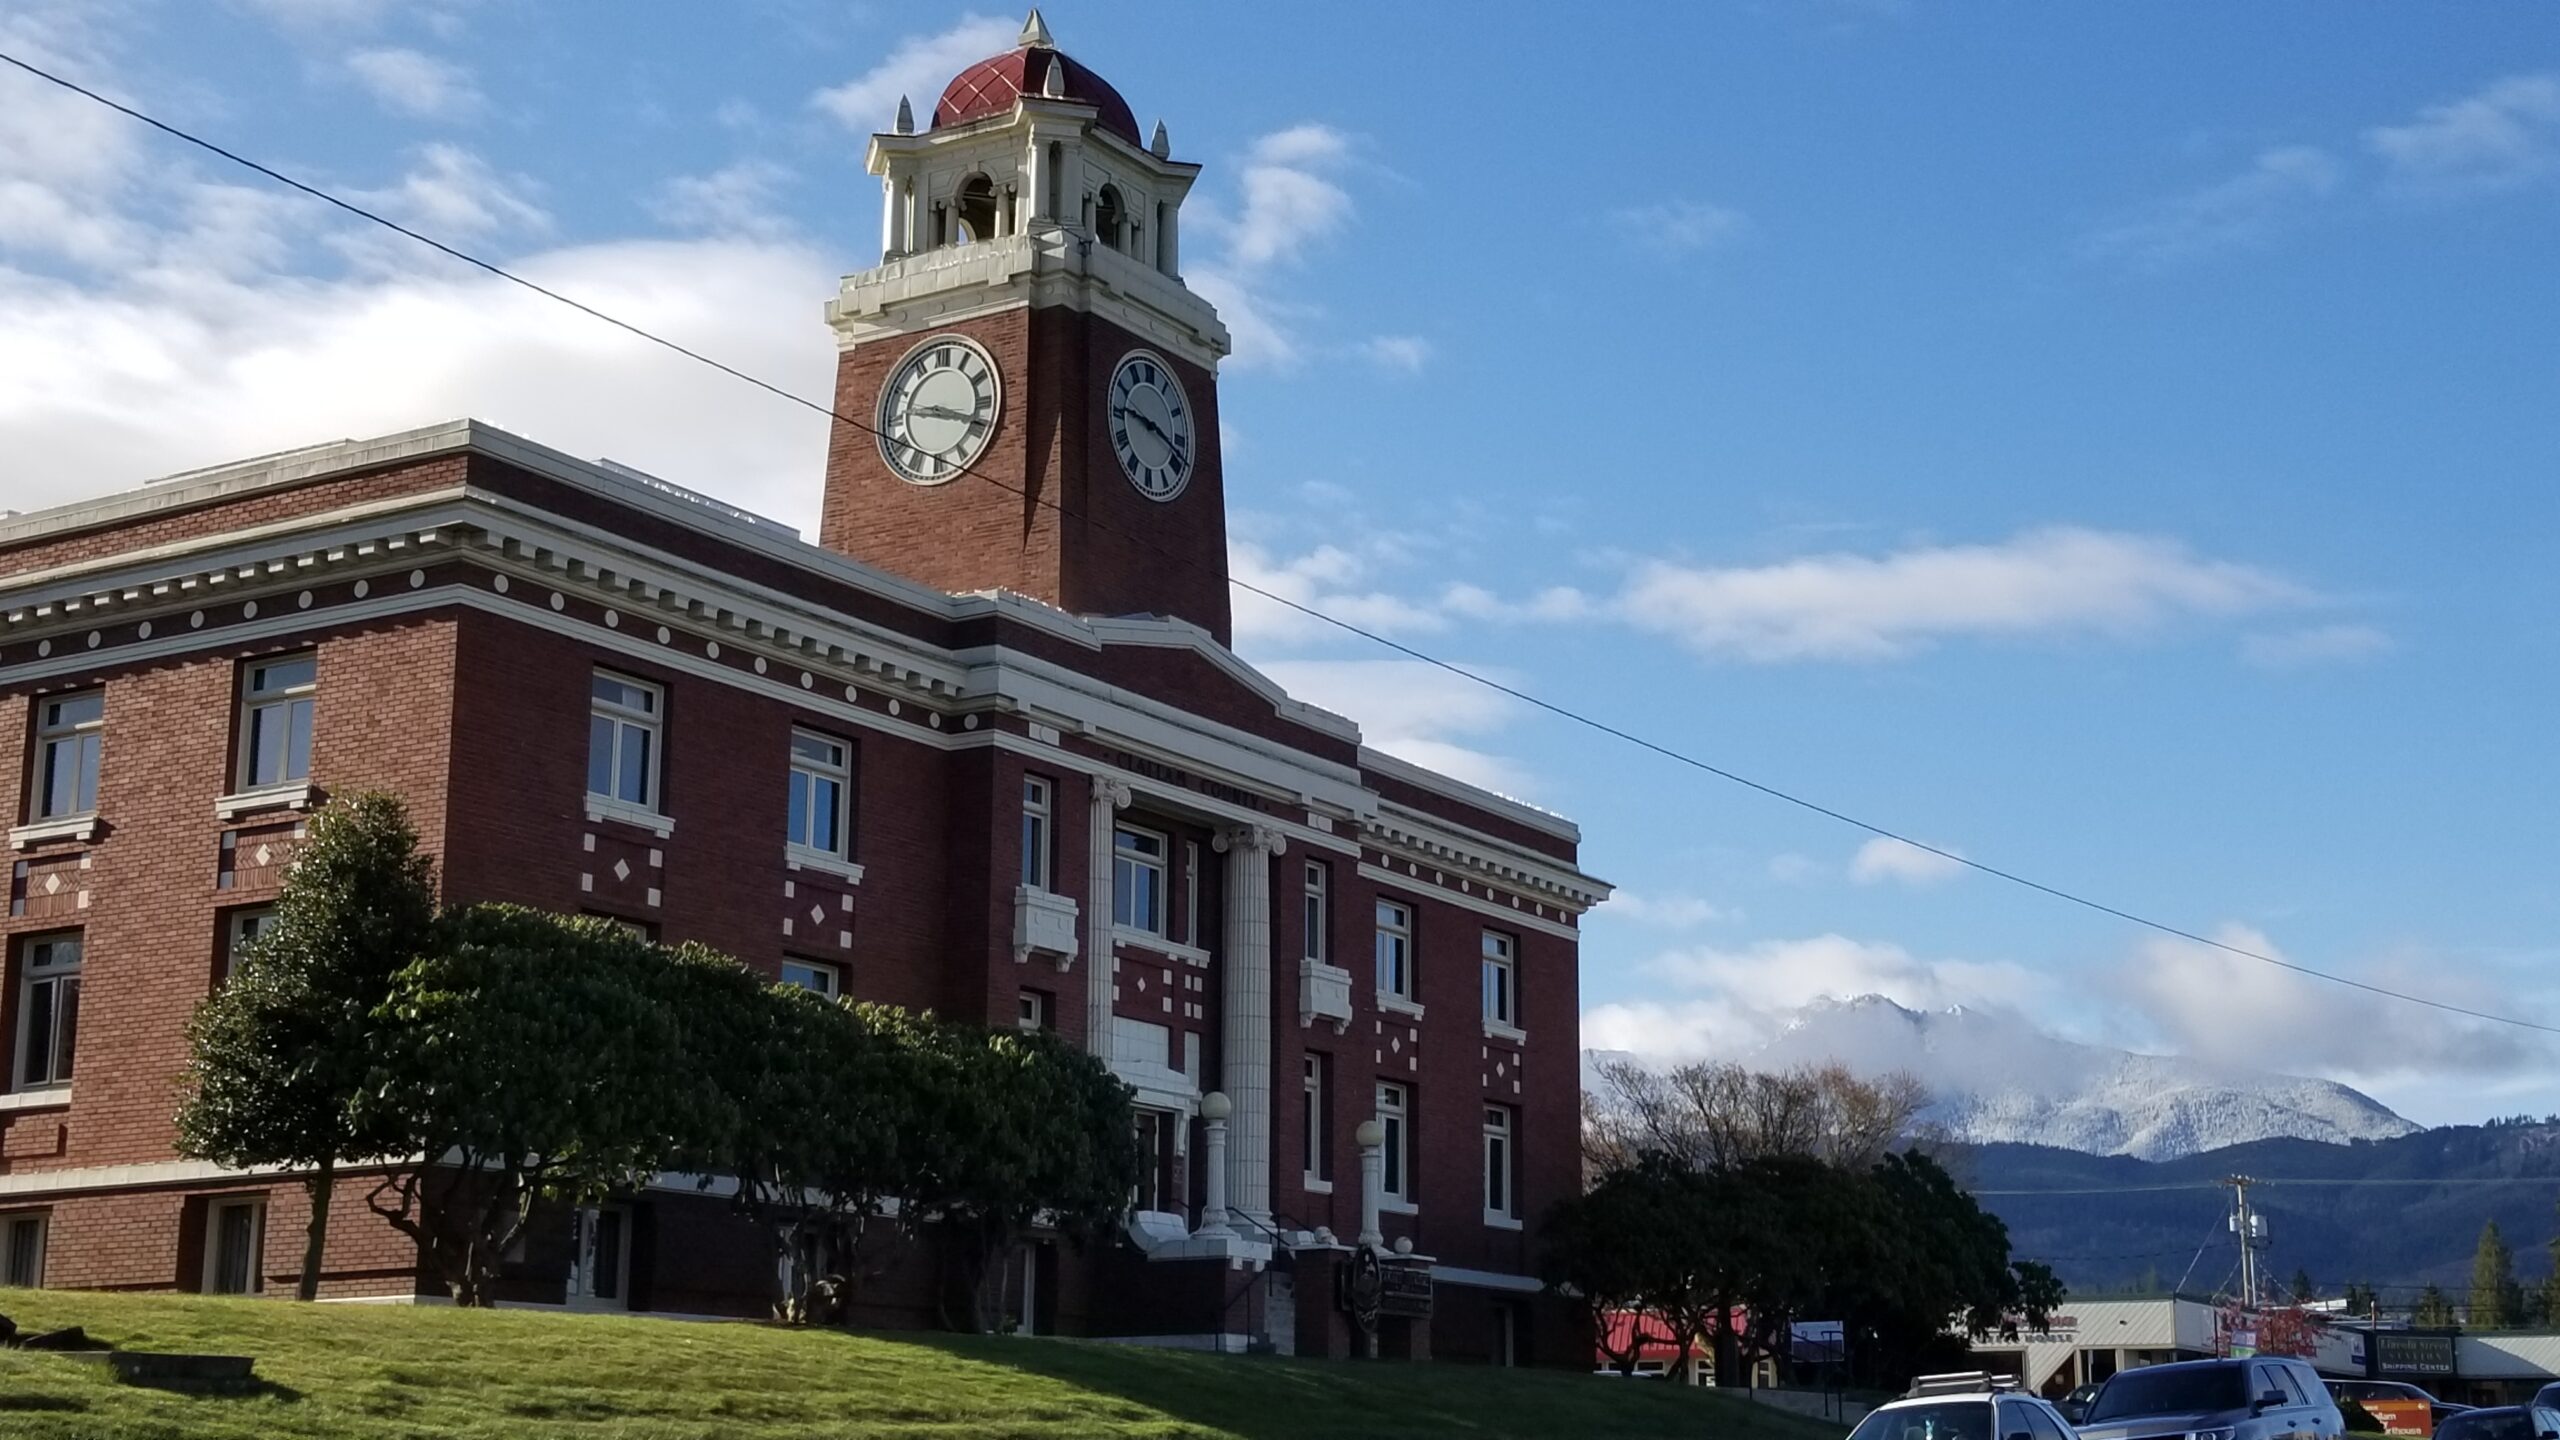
1197,1091 -> 1235,1239
880,175 -> 902,257
1083,779 -> 1131,1055
1355,1119 -> 1385,1249
1213,823 -> 1285,1228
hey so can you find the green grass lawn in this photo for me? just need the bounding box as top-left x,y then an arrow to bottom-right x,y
0,1286 -> 1838,1440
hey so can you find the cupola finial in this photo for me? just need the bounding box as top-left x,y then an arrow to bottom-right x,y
1041,54 -> 1066,98
1019,8 -> 1054,48
1149,119 -> 1170,158
893,94 -> 914,134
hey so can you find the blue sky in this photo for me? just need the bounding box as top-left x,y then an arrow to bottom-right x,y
4,1 -> 2557,1125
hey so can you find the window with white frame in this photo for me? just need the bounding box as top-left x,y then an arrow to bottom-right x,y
779,959 -> 840,1000
1375,900 -> 1415,1002
2,1211 -> 46,1288
586,671 -> 662,810
30,691 -> 103,821
1302,861 -> 1328,964
236,655 -> 315,792
1483,1104 -> 1517,1223
218,907 -> 277,984
786,729 -> 852,859
1112,825 -> 1167,935
1132,1109 -> 1172,1212
1020,776 -> 1053,890
1482,930 -> 1517,1029
204,1195 -> 265,1295
1018,990 -> 1050,1031
1183,841 -> 1200,945
1377,1081 -> 1412,1204
13,934 -> 80,1093
1302,1053 -> 1329,1185
568,1204 -> 628,1309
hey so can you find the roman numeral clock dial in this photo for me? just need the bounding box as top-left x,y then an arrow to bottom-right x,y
875,335 -> 1001,486
1108,350 -> 1195,501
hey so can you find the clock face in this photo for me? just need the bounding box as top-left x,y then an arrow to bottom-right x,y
1107,350 -> 1195,502
876,336 -> 1001,485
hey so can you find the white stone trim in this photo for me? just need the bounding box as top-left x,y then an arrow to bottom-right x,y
1379,1197 -> 1418,1217
1483,1212 -> 1525,1232
0,1087 -> 70,1113
784,849 -> 866,885
1434,1265 -> 1544,1294
8,815 -> 100,849
1483,1019 -> 1528,1046
1358,864 -> 1583,943
1376,992 -> 1426,1021
1358,745 -> 1579,843
1114,927 -> 1210,968
214,781 -> 316,820
584,796 -> 675,838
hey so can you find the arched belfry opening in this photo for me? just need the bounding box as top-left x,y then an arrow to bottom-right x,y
954,173 -> 999,243
1094,184 -> 1127,253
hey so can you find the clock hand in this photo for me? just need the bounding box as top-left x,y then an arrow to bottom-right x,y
912,404 -> 978,421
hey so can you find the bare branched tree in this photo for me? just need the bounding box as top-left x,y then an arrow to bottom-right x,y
1583,1057 -> 1928,1180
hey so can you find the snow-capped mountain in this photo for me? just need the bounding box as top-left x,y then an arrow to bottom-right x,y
1596,995 -> 2420,1161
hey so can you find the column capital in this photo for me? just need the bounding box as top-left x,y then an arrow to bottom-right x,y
1212,822 -> 1287,858
1094,777 -> 1133,810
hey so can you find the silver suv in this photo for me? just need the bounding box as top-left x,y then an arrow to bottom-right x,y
2079,1358 -> 2344,1440
1849,1373 -> 2076,1440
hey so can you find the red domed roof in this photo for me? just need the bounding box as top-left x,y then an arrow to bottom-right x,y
932,43 -> 1142,147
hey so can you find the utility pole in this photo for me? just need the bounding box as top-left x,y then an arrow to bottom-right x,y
2226,1175 -> 2264,1311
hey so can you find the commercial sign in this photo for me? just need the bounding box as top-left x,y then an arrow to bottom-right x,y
2360,1400 -> 2433,1438
2375,1334 -> 2458,1377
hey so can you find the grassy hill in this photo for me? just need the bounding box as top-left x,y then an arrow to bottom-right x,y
0,1286 -> 1833,1440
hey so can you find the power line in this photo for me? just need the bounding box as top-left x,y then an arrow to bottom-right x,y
1982,1176 -> 2560,1196
9,47 -> 2557,1041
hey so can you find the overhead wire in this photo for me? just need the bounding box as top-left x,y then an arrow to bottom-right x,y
8,47 -> 2558,1040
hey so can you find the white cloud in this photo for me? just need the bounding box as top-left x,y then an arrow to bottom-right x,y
648,160 -> 796,242
1614,526 -> 2307,662
1850,836 -> 1966,887
1613,199 -> 1749,255
1227,538 -> 1446,650
1356,334 -> 1431,372
343,47 -> 481,120
2367,73 -> 2560,196
2120,925 -> 2542,1083
2082,145 -> 2342,266
1585,933 -> 2045,1061
811,13 -> 1017,134
2241,622 -> 2393,669
1767,852 -> 1821,884
1591,891 -> 1727,929
1253,658 -> 1534,798
345,144 -> 546,240
234,0 -> 484,34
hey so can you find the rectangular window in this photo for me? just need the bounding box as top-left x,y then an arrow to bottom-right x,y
205,1196 -> 265,1295
1183,841 -> 1201,946
1484,1104 -> 1516,1222
1377,1082 -> 1411,1204
1112,825 -> 1167,935
1018,990 -> 1050,1032
569,1205 -> 628,1308
1132,1109 -> 1171,1213
30,691 -> 103,821
2,1211 -> 46,1288
1375,900 -> 1414,1001
786,730 -> 852,859
1482,930 -> 1517,1028
13,934 -> 80,1092
217,907 -> 277,984
1302,1053 -> 1330,1185
779,959 -> 840,1000
237,655 -> 316,791
1020,777 -> 1052,890
1302,861 -> 1328,964
586,671 -> 662,810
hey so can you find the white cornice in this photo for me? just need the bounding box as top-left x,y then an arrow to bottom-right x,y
826,229 -> 1228,369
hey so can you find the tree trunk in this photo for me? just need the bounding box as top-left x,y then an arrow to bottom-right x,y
297,1158 -> 334,1301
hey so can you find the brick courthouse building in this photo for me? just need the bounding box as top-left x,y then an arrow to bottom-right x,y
0,15 -> 1607,1362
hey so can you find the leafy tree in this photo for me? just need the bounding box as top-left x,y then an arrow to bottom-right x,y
2542,1195 -> 2560,1327
362,906 -> 728,1306
2472,1220 -> 2522,1330
2343,1281 -> 2380,1316
899,1016 -> 1141,1332
1541,1152 -> 1721,1377
2414,1283 -> 2457,1328
175,793 -> 437,1301
2291,1268 -> 2318,1304
2014,1260 -> 2068,1333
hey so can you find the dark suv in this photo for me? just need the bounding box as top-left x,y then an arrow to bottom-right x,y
2077,1358 -> 2345,1440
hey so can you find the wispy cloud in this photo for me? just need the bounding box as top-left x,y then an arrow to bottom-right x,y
649,160 -> 796,242
1253,657 -> 1535,798
1355,334 -> 1431,372
345,144 -> 546,240
2241,623 -> 2393,670
1613,199 -> 1749,256
1592,891 -> 1728,930
1227,537 -> 1447,650
1186,124 -> 1373,370
2368,73 -> 2560,196
810,12 -> 1016,133
343,47 -> 481,120
1850,837 -> 1965,887
1585,933 -> 2044,1061
2081,145 -> 2341,267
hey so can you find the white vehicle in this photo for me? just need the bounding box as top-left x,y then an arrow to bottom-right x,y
1849,1373 -> 2078,1440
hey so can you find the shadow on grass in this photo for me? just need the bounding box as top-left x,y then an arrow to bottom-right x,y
0,1394 -> 90,1413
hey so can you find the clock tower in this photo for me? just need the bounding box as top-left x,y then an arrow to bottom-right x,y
820,10 -> 1236,645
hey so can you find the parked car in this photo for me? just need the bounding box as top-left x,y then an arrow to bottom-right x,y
2059,1384 -> 2103,1425
1848,1373 -> 2078,1440
2534,1385 -> 2560,1415
2328,1379 -> 2470,1427
2076,1357 -> 2345,1440
2435,1407 -> 2560,1440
